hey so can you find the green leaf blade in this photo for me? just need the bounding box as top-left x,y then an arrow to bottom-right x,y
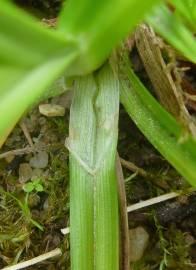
0,51 -> 77,148
58,0 -> 161,75
147,4 -> 196,62
170,0 -> 196,31
0,1 -> 80,147
120,57 -> 196,186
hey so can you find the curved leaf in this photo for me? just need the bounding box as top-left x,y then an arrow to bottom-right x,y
120,57 -> 196,186
58,0 -> 161,75
0,1 -> 78,147
147,4 -> 196,62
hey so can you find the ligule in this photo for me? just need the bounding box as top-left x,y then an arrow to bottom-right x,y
68,62 -> 119,270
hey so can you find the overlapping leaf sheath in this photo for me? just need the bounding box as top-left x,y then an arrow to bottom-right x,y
67,62 -> 119,270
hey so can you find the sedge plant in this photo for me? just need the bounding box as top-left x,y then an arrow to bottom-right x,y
0,0 -> 196,269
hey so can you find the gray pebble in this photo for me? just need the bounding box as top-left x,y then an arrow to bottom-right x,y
30,151 -> 48,169
129,226 -> 149,262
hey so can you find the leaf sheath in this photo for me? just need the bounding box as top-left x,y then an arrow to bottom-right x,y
68,62 -> 119,270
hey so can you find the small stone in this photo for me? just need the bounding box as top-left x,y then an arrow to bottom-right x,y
39,104 -> 65,117
129,226 -> 149,262
30,151 -> 48,169
19,163 -> 33,183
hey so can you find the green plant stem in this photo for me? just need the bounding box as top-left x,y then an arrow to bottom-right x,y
68,62 -> 119,270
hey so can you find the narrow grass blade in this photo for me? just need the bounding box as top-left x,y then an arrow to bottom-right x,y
170,0 -> 196,31
146,4 -> 196,62
68,62 -> 119,270
120,56 -> 196,186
